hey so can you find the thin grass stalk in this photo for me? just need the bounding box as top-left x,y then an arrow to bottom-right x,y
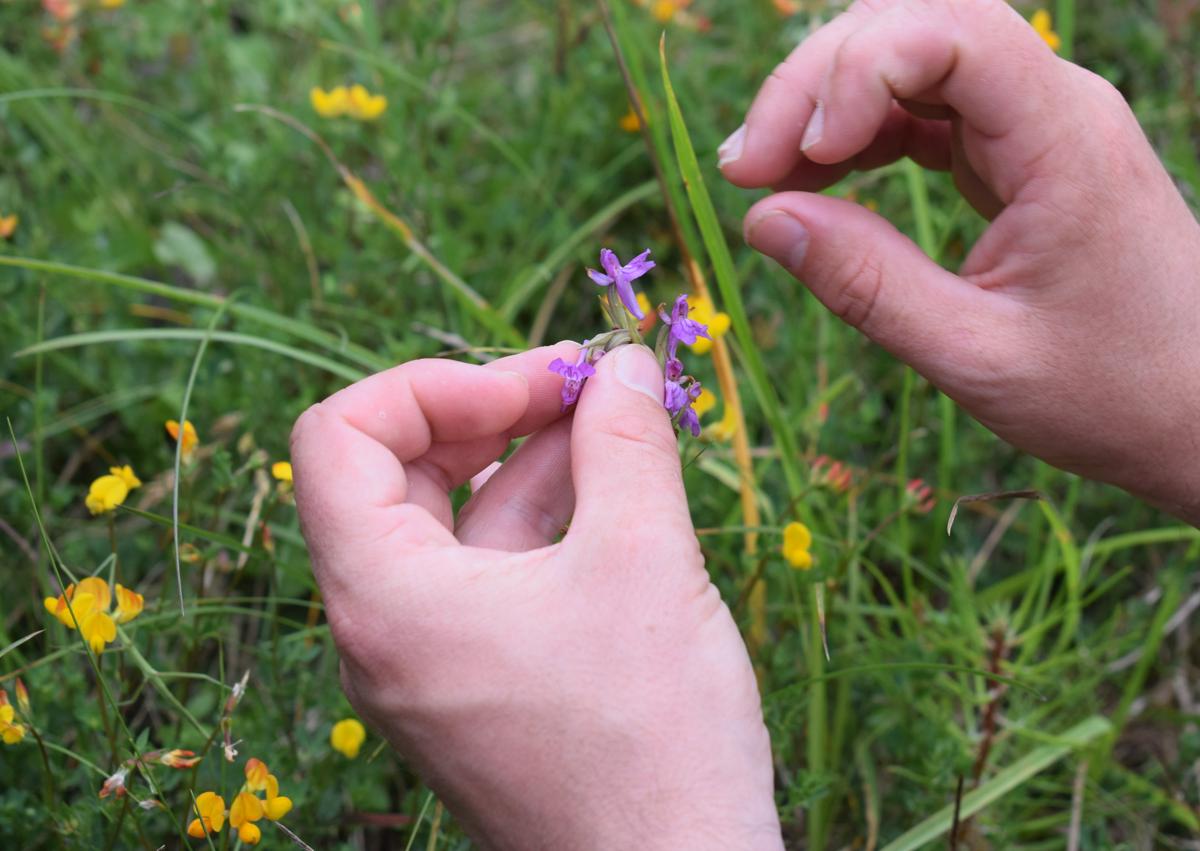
0,256 -> 389,372
598,0 -> 766,651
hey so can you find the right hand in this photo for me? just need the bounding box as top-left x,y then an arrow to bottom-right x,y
719,0 -> 1200,523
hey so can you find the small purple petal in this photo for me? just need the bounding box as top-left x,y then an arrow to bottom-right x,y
614,278 -> 644,320
622,249 -> 656,280
587,268 -> 614,287
549,352 -> 596,411
599,248 -> 621,280
679,406 -> 701,437
664,379 -> 689,415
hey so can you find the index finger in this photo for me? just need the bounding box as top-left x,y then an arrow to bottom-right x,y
290,343 -> 576,576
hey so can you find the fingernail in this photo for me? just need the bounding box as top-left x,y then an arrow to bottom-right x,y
717,123 -> 746,168
801,102 -> 824,151
745,210 -> 810,272
614,345 -> 664,404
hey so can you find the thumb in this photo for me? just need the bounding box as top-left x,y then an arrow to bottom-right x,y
744,192 -> 1006,378
568,344 -> 695,542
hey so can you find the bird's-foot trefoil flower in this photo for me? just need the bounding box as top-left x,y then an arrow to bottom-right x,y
0,690 -> 26,745
683,295 -> 730,355
782,521 -> 814,570
85,465 -> 141,515
165,419 -> 198,461
44,576 -> 144,653
331,718 -> 367,758
187,757 -> 293,845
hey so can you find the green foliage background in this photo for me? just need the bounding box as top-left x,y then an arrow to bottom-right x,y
1,0 -> 1199,848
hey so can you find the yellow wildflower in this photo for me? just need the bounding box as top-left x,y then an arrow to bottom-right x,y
99,0 -> 125,8
311,84 -> 387,120
710,404 -> 738,441
85,465 -> 141,515
1031,10 -> 1061,52
187,758 -> 292,845
0,214 -> 17,239
686,295 -> 731,355
310,85 -> 350,118
651,0 -> 689,23
187,791 -> 226,838
14,679 -> 30,718
346,84 -> 387,120
781,521 -> 814,570
619,106 -> 642,133
0,691 -> 26,745
693,388 -> 717,419
271,461 -> 293,483
165,419 -> 198,460
44,577 -> 144,653
331,718 -> 366,758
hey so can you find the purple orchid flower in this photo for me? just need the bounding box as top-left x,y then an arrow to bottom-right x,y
587,248 -> 655,320
659,294 -> 710,357
548,349 -> 596,411
663,378 -> 703,437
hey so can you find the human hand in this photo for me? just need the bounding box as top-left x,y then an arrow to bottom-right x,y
720,0 -> 1200,523
290,342 -> 782,850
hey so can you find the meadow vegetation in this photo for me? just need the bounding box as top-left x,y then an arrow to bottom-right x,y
2,0 -> 1199,848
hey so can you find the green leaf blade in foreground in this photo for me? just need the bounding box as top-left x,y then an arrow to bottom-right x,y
657,38 -> 802,496
880,715 -> 1112,851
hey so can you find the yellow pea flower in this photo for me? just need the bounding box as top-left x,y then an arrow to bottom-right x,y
165,419 -> 198,460
264,773 -> 293,821
44,577 -> 143,653
1031,10 -> 1061,52
331,718 -> 366,758
346,84 -> 387,121
244,757 -> 269,792
693,388 -> 717,419
651,0 -> 689,22
781,521 -> 814,570
0,214 -> 17,239
618,106 -> 641,133
271,461 -> 293,483
187,791 -> 226,838
85,464 -> 141,515
310,85 -> 350,118
686,295 -> 731,355
0,691 -> 26,745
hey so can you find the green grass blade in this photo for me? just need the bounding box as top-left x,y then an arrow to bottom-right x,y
14,328 -> 367,383
880,716 -> 1112,851
658,39 -> 802,496
0,256 -> 389,372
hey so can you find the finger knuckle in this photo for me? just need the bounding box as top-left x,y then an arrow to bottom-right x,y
830,251 -> 886,331
596,410 -> 680,463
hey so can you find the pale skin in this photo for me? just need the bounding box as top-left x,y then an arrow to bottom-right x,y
292,0 -> 1200,847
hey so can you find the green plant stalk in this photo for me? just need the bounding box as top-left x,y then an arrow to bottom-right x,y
1055,0 -> 1076,61
605,0 -> 704,264
1102,568 -> 1184,759
171,299 -> 231,614
15,328 -> 367,383
658,41 -> 803,495
7,423 -> 191,847
0,256 -> 388,372
659,37 -> 819,844
880,716 -> 1111,851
